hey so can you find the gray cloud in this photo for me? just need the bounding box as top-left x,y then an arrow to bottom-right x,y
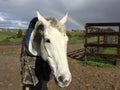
71,0 -> 120,23
0,0 -> 120,30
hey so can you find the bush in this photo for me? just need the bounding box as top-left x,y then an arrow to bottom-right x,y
16,29 -> 23,38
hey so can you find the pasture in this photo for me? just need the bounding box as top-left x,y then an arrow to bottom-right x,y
0,30 -> 120,90
0,30 -> 84,45
0,30 -> 26,45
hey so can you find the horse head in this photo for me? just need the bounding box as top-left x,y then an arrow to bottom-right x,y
28,11 -> 72,87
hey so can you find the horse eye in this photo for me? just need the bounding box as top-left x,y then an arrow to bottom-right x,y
38,24 -> 44,31
45,39 -> 50,43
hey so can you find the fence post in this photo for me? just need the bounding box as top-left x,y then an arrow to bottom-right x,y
116,26 -> 120,66
116,59 -> 120,66
84,25 -> 88,61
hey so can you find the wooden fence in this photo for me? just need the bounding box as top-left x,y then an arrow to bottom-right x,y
84,23 -> 120,65
67,48 -> 85,60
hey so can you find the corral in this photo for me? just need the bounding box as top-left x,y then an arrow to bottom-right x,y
84,23 -> 120,65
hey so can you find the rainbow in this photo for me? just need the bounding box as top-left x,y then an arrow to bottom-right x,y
43,9 -> 85,30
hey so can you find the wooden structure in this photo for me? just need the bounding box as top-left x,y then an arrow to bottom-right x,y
84,23 -> 120,65
67,48 -> 85,60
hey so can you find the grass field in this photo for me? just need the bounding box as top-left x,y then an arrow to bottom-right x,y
81,56 -> 116,67
0,30 -> 85,45
68,37 -> 84,44
0,30 -> 24,45
0,30 -> 16,41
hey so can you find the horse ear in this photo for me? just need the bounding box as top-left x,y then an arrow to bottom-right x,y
37,11 -> 49,26
60,13 -> 68,25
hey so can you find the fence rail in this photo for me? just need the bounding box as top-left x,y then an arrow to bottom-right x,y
67,48 -> 85,60
84,22 -> 120,65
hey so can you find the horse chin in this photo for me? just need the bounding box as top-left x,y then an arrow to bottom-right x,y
55,79 -> 71,88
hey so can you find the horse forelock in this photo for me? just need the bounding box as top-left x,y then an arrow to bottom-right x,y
34,17 -> 66,34
47,18 -> 66,33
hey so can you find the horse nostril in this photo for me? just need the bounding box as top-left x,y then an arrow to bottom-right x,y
63,80 -> 69,85
58,76 -> 69,85
58,76 -> 64,83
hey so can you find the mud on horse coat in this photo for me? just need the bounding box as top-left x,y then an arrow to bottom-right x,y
20,17 -> 51,90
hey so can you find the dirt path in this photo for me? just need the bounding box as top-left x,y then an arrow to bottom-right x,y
0,56 -> 21,90
0,45 -> 120,90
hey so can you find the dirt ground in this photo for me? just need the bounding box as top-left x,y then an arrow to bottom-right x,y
0,44 -> 120,90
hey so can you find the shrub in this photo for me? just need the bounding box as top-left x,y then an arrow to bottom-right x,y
16,29 -> 23,38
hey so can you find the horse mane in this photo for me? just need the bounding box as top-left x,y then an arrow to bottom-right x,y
46,18 -> 66,33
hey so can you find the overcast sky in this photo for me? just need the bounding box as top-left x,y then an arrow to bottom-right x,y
0,0 -> 120,30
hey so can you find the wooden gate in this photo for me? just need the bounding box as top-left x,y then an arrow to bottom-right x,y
84,23 -> 120,65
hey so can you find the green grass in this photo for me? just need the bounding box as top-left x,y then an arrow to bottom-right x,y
68,37 -> 97,44
87,37 -> 97,43
10,38 -> 22,44
101,48 -> 117,54
68,38 -> 84,44
82,60 -> 114,67
0,31 -> 16,40
80,57 -> 116,67
0,34 -> 8,41
0,37 -> 22,45
0,30 -> 24,45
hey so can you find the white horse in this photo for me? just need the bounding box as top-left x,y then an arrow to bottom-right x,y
22,11 -> 72,89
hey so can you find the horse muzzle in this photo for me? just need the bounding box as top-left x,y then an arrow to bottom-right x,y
55,73 -> 72,87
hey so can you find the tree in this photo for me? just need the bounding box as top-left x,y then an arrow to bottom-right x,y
17,29 -> 23,38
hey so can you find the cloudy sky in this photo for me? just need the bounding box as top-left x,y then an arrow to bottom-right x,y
0,0 -> 120,30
